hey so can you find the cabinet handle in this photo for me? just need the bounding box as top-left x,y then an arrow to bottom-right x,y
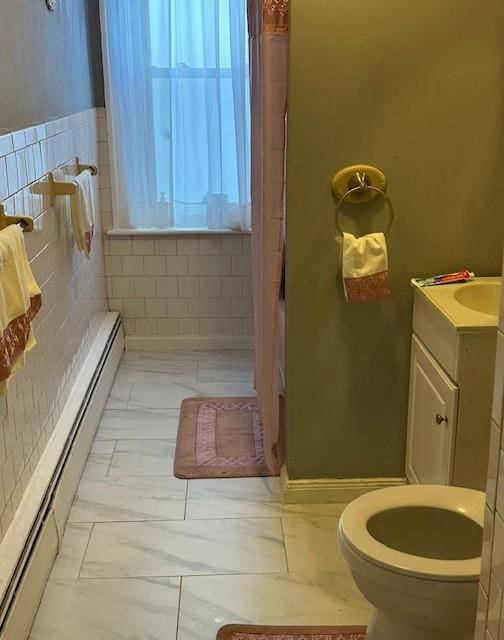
435,413 -> 448,425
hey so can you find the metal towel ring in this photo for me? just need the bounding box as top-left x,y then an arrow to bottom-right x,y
334,176 -> 394,237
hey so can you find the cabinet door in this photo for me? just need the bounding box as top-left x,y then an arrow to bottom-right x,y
406,335 -> 459,485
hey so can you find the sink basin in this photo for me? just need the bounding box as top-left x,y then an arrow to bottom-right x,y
412,276 -> 501,329
454,282 -> 501,317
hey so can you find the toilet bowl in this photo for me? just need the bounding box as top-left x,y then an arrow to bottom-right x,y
338,484 -> 485,640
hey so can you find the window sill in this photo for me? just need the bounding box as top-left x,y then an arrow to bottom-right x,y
106,227 -> 251,237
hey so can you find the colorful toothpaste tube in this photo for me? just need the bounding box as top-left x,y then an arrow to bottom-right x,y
415,270 -> 475,287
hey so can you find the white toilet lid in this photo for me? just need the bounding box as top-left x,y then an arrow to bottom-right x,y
339,485 -> 485,582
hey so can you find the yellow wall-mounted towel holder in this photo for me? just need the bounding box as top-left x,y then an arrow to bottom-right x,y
331,164 -> 394,236
0,204 -> 34,233
30,157 -> 98,207
331,164 -> 386,203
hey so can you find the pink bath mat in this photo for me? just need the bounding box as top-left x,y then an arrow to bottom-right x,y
174,397 -> 276,479
217,625 -> 367,640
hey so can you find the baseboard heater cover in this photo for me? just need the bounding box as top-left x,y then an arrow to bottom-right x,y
0,312 -> 123,640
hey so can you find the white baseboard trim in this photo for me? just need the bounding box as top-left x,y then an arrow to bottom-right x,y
0,313 -> 123,640
280,466 -> 408,504
125,335 -> 255,351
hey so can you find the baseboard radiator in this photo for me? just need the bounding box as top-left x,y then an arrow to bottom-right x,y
0,312 -> 123,640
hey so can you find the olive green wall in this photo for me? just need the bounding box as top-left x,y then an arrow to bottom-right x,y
285,0 -> 504,479
0,0 -> 104,134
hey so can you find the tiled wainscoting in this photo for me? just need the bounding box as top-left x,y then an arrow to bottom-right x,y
97,113 -> 254,341
479,256 -> 504,639
103,233 -> 254,340
0,109 -> 107,540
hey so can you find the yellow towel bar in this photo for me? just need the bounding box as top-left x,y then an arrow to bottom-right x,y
0,204 -> 34,233
30,156 -> 98,207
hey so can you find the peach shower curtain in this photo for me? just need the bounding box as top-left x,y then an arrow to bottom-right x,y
248,0 -> 289,474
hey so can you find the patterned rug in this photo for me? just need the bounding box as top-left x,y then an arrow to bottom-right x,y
217,625 -> 367,640
174,397 -> 276,479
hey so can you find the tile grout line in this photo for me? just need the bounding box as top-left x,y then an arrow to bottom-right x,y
175,576 -> 184,640
104,440 -> 118,477
76,522 -> 95,580
280,518 -> 291,573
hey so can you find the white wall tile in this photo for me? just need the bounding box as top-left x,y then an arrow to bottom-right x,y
0,134 -> 14,157
209,299 -> 232,318
179,318 -> 200,335
132,236 -> 155,256
0,157 -> 8,201
178,276 -> 200,298
487,422 -> 502,510
145,298 -> 167,319
0,109 -> 107,542
199,277 -> 220,298
482,505 -> 495,594
121,256 -> 144,276
154,238 -> 177,255
177,237 -> 199,255
488,574 -> 502,639
156,277 -> 178,298
110,237 -> 132,256
199,236 -> 221,255
232,298 -> 253,318
157,319 -> 179,335
232,255 -> 252,276
200,319 -> 221,335
123,299 -> 146,319
111,277 -> 134,298
222,277 -> 243,298
221,235 -> 243,255
144,256 -> 166,276
493,332 -> 504,425
166,299 -> 189,318
210,255 -> 232,275
134,277 -> 156,299
188,255 -> 210,275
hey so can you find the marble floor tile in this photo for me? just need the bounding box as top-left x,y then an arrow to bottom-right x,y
177,572 -> 371,640
137,350 -> 253,364
95,408 -> 180,440
68,475 -> 187,523
185,479 -> 346,520
49,523 -> 93,579
128,381 -> 255,409
197,360 -> 254,383
81,440 -> 116,479
106,383 -> 132,409
186,478 -> 282,519
282,518 -> 344,573
115,356 -> 198,384
128,382 -> 205,409
197,382 -> 256,398
80,518 -> 287,578
108,439 -> 176,477
30,577 -> 180,640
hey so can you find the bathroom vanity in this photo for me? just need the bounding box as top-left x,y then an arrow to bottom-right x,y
407,277 -> 500,490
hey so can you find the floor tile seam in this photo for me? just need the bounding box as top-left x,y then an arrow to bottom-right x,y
76,522 -> 95,580
280,518 -> 291,573
76,569 -> 300,580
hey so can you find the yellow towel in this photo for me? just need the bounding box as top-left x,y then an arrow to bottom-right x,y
70,170 -> 96,258
0,226 -> 42,394
340,232 -> 391,303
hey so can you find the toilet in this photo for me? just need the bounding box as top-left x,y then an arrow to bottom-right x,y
338,484 -> 485,640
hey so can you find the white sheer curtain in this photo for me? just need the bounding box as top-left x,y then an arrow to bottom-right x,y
100,0 -> 251,230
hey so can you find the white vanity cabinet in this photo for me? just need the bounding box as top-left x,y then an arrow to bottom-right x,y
406,279 -> 499,490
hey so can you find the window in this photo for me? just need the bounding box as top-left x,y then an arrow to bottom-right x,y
101,0 -> 251,231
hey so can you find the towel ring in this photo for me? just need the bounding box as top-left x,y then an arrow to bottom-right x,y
334,184 -> 395,236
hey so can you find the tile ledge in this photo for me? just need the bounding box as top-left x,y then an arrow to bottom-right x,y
107,227 -> 251,237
